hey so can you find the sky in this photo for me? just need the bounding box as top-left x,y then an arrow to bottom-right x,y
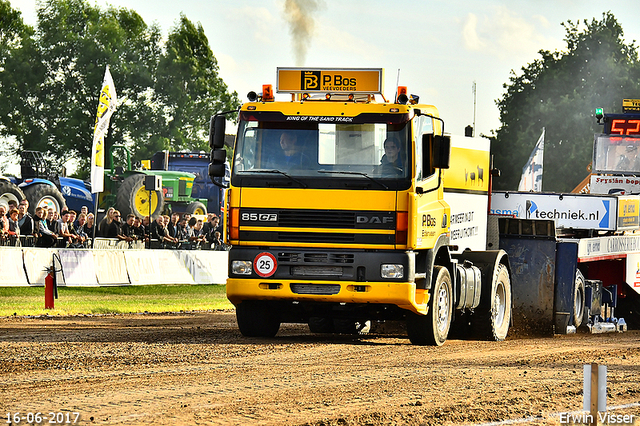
6,0 -> 640,157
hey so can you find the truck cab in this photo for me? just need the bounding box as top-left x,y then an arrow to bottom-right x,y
210,68 -> 511,345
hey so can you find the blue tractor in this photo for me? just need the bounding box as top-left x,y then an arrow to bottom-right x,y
8,151 -> 95,215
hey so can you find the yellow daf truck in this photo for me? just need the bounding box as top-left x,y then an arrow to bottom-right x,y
209,68 -> 511,345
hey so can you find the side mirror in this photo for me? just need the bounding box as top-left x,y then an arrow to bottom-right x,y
209,115 -> 226,149
210,149 -> 226,163
422,134 -> 451,172
209,148 -> 226,179
432,135 -> 451,169
209,162 -> 225,179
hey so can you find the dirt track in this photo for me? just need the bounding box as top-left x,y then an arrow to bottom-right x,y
1,311 -> 639,426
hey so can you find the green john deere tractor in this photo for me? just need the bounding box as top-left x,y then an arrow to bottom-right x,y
100,145 -> 207,219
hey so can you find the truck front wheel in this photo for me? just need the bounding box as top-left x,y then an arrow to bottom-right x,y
236,301 -> 281,337
407,266 -> 452,346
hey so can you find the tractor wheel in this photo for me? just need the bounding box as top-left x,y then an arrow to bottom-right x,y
407,266 -> 453,346
116,174 -> 164,219
23,183 -> 65,216
186,201 -> 207,215
236,301 -> 280,337
0,180 -> 25,210
472,263 -> 511,341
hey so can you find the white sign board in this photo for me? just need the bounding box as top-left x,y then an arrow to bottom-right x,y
491,192 -> 617,231
590,175 -> 640,195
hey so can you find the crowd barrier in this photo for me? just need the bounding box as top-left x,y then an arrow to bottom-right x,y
0,247 -> 228,287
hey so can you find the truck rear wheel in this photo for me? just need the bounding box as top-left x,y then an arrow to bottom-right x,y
407,266 -> 452,346
0,180 -> 25,210
116,174 -> 164,219
236,301 -> 281,337
472,263 -> 511,341
23,183 -> 65,215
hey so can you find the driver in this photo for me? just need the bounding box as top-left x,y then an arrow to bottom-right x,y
267,132 -> 311,169
379,138 -> 404,175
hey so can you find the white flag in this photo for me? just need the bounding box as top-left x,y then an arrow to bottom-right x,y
90,65 -> 117,194
518,128 -> 545,192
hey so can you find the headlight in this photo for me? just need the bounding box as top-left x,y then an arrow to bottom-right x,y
232,260 -> 252,275
381,264 -> 404,279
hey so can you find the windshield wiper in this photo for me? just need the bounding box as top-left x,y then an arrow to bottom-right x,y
243,169 -> 308,188
317,170 -> 388,189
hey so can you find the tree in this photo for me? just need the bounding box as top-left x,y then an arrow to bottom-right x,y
491,12 -> 640,192
0,0 -> 240,179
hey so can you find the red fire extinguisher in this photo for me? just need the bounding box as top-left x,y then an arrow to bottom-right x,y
44,261 -> 58,309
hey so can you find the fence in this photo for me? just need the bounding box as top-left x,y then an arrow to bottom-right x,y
0,246 -> 228,287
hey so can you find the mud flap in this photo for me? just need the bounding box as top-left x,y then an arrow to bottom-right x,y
500,233 -> 556,335
554,241 -> 579,334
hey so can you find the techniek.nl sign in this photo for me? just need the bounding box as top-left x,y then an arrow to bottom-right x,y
490,193 -> 616,231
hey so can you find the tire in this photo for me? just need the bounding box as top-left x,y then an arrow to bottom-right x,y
472,263 -> 511,341
308,317 -> 335,333
116,174 -> 165,219
0,180 -> 25,210
186,201 -> 207,215
573,270 -> 586,327
407,266 -> 453,346
23,183 -> 65,215
236,301 -> 280,337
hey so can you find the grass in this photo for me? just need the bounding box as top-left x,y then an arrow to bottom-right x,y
0,284 -> 234,317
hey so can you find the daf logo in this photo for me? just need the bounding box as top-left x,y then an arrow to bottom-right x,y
356,215 -> 394,224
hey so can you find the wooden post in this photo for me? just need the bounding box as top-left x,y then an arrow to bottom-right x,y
590,362 -> 598,426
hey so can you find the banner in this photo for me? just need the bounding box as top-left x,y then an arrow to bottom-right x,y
518,128 -> 545,192
90,66 -> 117,194
0,249 -> 30,286
58,249 -> 98,286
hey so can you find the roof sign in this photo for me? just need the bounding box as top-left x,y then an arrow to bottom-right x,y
276,68 -> 383,94
623,99 -> 640,113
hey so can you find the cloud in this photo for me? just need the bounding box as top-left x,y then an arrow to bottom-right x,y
313,23 -> 384,63
461,6 -> 560,61
225,6 -> 279,46
463,13 -> 486,51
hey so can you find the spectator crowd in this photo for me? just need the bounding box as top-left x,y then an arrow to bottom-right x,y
1,199 -> 227,251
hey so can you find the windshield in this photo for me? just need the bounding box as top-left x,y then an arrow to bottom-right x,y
593,134 -> 640,174
232,112 -> 410,189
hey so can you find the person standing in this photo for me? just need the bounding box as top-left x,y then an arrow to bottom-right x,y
17,200 -> 35,241
34,207 -> 57,248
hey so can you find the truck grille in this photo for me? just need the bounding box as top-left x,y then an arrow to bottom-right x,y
238,208 -> 396,245
278,210 -> 355,228
278,252 -> 355,264
290,284 -> 341,295
239,230 -> 394,245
